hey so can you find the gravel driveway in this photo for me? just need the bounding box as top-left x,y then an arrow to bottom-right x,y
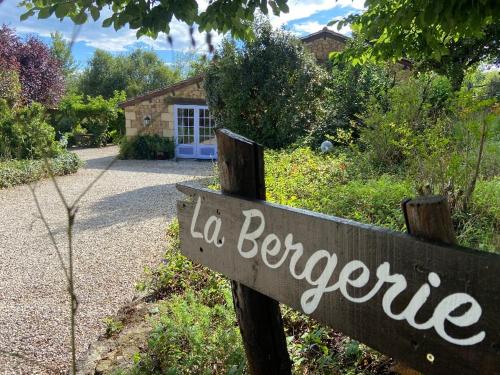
0,146 -> 212,374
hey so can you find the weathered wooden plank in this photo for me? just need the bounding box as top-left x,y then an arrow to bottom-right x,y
176,184 -> 500,375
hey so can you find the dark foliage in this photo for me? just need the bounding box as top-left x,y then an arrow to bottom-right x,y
119,134 -> 175,160
205,21 -> 326,149
0,25 -> 64,107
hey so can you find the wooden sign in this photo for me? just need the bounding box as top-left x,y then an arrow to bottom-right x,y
177,184 -> 500,375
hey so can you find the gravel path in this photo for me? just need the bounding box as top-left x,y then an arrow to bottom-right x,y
0,147 -> 212,374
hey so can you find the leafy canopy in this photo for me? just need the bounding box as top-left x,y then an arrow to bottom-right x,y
78,49 -> 181,99
50,31 -> 77,80
332,0 -> 499,89
20,0 -> 290,40
334,0 -> 498,61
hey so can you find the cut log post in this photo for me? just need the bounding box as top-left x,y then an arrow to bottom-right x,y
402,195 -> 457,245
391,195 -> 457,375
216,129 -> 292,375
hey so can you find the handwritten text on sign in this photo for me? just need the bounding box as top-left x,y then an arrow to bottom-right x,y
176,185 -> 500,375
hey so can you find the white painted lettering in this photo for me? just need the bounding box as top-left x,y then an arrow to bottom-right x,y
204,215 -> 225,248
237,209 -> 265,258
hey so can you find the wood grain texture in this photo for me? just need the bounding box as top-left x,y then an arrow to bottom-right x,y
403,196 -> 457,245
215,128 -> 291,375
177,184 -> 500,375
393,196 -> 457,375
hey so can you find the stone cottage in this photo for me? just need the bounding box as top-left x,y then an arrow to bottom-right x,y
119,28 -> 349,159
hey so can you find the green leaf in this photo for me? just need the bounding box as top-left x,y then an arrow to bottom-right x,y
102,17 -> 113,28
55,2 -> 73,18
71,11 -> 87,24
38,7 -> 54,19
90,7 -> 100,21
20,9 -> 35,21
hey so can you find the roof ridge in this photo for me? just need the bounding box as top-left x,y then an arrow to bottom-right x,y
119,74 -> 205,108
300,27 -> 349,42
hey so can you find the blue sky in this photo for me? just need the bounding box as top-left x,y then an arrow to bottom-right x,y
0,1 -> 364,68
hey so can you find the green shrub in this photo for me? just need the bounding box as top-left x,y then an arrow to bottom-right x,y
53,91 -> 126,147
265,147 -> 413,231
130,291 -> 245,375
0,151 -> 83,188
119,134 -> 175,160
205,20 -> 326,149
455,178 -> 500,251
103,316 -> 124,338
129,220 -> 244,375
359,73 -> 454,171
355,71 -> 498,222
0,67 -> 21,107
0,100 -> 62,160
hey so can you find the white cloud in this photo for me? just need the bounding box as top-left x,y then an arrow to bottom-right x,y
291,21 -> 324,35
270,0 -> 364,28
291,18 -> 351,37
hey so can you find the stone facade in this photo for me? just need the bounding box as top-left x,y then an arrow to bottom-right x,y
303,37 -> 346,63
122,76 -> 206,139
301,27 -> 348,64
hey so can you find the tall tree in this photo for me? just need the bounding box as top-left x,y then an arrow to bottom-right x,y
125,49 -> 181,97
333,0 -> 499,89
78,49 -> 181,98
78,50 -> 124,99
50,31 -> 77,80
0,25 -> 64,107
20,0 -> 290,40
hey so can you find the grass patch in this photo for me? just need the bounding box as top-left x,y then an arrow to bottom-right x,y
0,151 -> 83,189
129,291 -> 245,375
125,220 -> 244,375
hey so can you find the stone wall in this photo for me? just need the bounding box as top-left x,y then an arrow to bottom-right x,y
124,81 -> 206,138
303,37 -> 346,64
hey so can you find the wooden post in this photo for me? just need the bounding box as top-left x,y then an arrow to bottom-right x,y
216,129 -> 292,375
391,195 -> 458,375
402,195 -> 456,245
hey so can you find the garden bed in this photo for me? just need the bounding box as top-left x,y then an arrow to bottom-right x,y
0,152 -> 83,189
92,146 -> 498,374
